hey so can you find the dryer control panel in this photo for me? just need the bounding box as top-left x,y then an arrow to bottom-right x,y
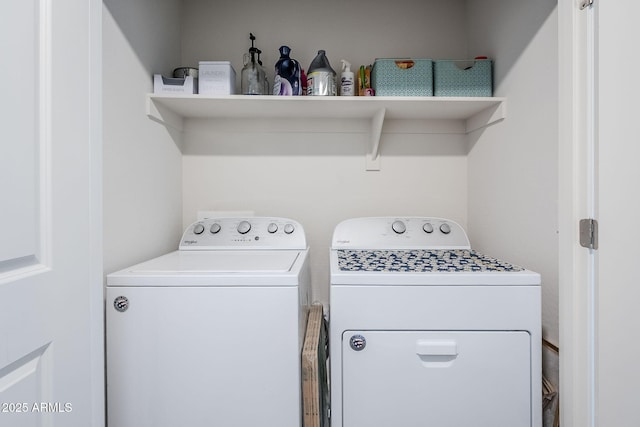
179,217 -> 306,250
332,217 -> 470,250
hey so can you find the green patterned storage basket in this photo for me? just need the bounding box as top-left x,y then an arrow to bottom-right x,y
371,59 -> 433,96
433,59 -> 492,97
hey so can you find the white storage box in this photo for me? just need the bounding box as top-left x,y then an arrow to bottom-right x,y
153,75 -> 197,94
198,61 -> 236,95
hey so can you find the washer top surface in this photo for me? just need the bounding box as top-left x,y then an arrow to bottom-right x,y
330,217 -> 540,286
116,249 -> 303,274
107,217 -> 309,287
107,249 -> 307,286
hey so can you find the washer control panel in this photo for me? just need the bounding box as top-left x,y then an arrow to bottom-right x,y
179,217 -> 306,250
332,217 -> 470,250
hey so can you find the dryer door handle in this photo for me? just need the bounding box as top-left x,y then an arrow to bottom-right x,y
415,340 -> 458,356
415,340 -> 458,366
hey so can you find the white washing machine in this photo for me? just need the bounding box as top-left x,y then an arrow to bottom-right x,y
329,217 -> 541,427
106,217 -> 310,427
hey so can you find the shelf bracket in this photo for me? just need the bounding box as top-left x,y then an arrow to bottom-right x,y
146,96 -> 184,131
465,101 -> 506,133
366,108 -> 386,171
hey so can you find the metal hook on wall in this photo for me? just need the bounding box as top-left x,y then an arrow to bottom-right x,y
580,0 -> 594,10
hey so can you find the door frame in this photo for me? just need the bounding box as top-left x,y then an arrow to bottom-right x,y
558,1 -> 595,426
89,0 -> 104,424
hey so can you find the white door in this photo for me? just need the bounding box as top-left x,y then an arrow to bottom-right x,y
0,1 -> 103,426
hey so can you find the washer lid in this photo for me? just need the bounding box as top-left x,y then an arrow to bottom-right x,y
132,250 -> 302,273
107,249 -> 307,286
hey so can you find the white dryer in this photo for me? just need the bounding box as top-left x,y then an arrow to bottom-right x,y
329,217 -> 541,427
106,217 -> 310,427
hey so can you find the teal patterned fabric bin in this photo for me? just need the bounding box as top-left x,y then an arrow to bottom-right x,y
433,59 -> 492,97
371,59 -> 433,96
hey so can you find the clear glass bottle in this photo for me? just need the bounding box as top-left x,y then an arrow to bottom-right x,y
240,34 -> 266,95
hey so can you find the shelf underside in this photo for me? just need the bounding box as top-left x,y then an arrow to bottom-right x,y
146,94 -> 506,170
148,94 -> 505,124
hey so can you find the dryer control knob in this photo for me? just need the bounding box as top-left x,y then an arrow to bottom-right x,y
284,223 -> 295,234
440,223 -> 451,234
237,221 -> 251,234
267,223 -> 278,234
193,224 -> 205,235
392,220 -> 406,234
423,223 -> 434,234
210,223 -> 221,234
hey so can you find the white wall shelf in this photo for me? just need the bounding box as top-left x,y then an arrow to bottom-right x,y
147,94 -> 506,170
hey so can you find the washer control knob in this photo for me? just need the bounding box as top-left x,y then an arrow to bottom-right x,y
284,223 -> 295,234
423,223 -> 434,234
237,221 -> 251,234
440,223 -> 451,234
392,220 -> 406,234
267,223 -> 278,234
193,224 -> 205,235
349,335 -> 367,351
209,223 -> 221,234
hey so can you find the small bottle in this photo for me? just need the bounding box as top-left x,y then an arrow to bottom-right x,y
340,60 -> 354,96
273,46 -> 302,96
241,48 -> 266,95
257,48 -> 270,95
307,50 -> 336,96
300,68 -> 307,95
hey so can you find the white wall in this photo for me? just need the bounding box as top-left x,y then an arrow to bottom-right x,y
180,0 -> 470,304
466,0 -> 558,346
103,0 -> 183,274
180,0 -> 469,93
466,0 -> 559,421
182,133 -> 468,303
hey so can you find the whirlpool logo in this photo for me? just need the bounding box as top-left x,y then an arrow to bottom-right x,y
183,240 -> 198,245
113,296 -> 129,312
